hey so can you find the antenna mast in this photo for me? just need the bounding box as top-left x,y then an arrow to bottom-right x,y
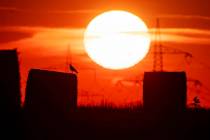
65,44 -> 72,72
153,18 -> 163,72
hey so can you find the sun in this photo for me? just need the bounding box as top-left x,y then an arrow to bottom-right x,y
84,10 -> 151,70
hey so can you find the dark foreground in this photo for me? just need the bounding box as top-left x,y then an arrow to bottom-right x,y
2,107 -> 210,140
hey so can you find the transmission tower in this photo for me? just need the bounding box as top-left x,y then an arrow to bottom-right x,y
152,18 -> 193,71
153,18 -> 163,71
151,19 -> 210,107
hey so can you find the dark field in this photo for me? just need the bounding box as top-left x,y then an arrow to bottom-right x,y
1,50 -> 209,140
21,107 -> 210,140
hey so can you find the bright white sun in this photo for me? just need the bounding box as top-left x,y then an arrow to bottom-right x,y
84,10 -> 151,70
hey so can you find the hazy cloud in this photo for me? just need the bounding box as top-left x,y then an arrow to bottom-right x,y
159,15 -> 210,21
0,30 -> 34,44
124,28 -> 210,45
0,7 -> 19,11
0,6 -> 100,14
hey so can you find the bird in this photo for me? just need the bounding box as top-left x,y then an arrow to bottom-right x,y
193,96 -> 200,108
69,64 -> 78,74
193,96 -> 200,104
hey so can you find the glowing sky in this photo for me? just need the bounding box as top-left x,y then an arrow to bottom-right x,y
1,0 -> 210,107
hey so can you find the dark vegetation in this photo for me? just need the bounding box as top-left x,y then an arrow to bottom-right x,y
22,106 -> 210,140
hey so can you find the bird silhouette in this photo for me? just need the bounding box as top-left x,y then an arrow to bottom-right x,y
69,64 -> 78,74
193,96 -> 200,104
193,96 -> 201,108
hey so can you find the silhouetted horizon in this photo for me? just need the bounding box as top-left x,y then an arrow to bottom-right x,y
0,49 -> 209,140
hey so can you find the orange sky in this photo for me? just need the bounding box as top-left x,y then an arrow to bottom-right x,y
1,0 -> 210,107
